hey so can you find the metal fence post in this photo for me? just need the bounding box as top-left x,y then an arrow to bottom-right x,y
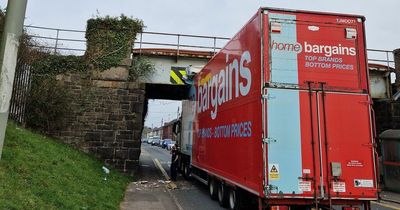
139,32 -> 143,56
213,37 -> 216,54
54,29 -> 60,54
177,34 -> 180,61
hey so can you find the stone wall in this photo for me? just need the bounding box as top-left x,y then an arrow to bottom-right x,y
54,69 -> 145,173
374,100 -> 400,135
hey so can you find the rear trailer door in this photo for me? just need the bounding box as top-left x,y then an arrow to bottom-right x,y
264,89 -> 376,199
265,88 -> 317,198
320,92 -> 376,199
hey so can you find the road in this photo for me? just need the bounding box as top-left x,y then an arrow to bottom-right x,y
121,143 -> 398,210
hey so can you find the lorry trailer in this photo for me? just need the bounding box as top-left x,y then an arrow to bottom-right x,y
177,7 -> 378,210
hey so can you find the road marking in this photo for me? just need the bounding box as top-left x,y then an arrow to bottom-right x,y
153,158 -> 184,210
372,201 -> 400,210
153,158 -> 170,180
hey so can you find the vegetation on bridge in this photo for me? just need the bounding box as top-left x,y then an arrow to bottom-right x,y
9,13 -> 153,134
0,123 -> 131,209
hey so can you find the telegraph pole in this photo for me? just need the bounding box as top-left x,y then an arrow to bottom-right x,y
0,0 -> 28,159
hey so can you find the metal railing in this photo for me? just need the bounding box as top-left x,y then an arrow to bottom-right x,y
24,25 -> 230,56
366,49 -> 395,71
22,24 -> 397,69
25,25 -> 86,54
134,31 -> 230,56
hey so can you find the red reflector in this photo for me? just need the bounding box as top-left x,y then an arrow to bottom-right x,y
271,206 -> 289,210
343,207 -> 360,210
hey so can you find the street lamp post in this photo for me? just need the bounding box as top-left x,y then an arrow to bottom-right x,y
0,0 -> 28,159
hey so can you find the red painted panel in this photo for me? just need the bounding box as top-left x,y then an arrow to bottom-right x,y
264,10 -> 368,92
192,12 -> 263,195
296,13 -> 368,92
321,93 -> 376,198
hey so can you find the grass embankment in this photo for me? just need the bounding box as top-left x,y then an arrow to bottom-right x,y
0,123 -> 131,210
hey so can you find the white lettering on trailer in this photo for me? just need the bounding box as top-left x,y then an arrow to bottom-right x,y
197,121 -> 252,139
271,40 -> 357,57
197,51 -> 252,120
332,181 -> 346,193
298,181 -> 312,192
336,18 -> 356,24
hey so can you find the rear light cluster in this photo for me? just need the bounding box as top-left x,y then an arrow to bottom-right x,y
271,206 -> 289,210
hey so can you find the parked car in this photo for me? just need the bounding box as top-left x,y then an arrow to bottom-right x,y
151,138 -> 161,146
147,138 -> 153,144
167,141 -> 176,150
161,139 -> 172,149
159,139 -> 165,147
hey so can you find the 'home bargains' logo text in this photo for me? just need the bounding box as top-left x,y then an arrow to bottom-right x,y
271,40 -> 356,57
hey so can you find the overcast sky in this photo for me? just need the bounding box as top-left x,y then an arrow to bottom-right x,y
1,0 -> 397,50
1,0 -> 399,128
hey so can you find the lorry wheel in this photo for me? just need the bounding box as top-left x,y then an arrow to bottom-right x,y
209,178 -> 218,200
228,188 -> 242,210
217,183 -> 228,207
183,163 -> 191,180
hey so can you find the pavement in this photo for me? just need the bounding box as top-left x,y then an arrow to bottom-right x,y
372,191 -> 400,210
119,144 -> 179,210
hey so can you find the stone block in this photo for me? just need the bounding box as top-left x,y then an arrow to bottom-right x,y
115,149 -> 129,159
117,89 -> 128,95
131,103 -> 144,113
116,134 -> 133,141
109,114 -> 123,121
122,140 -> 135,148
84,132 -> 100,141
97,147 -> 114,159
92,66 -> 129,81
106,142 -> 121,147
120,104 -> 130,110
101,130 -> 114,137
125,160 -> 139,170
96,124 -> 112,130
128,148 -> 141,160
88,141 -> 104,147
119,130 -> 133,135
126,121 -> 134,130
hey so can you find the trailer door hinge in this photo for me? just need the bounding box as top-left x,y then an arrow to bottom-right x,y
265,185 -> 278,195
262,94 -> 276,100
263,137 -> 277,144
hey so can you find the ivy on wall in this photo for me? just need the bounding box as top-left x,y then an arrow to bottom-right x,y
30,15 -> 144,75
85,15 -> 144,71
31,55 -> 86,75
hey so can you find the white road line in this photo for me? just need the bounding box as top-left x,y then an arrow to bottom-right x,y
372,201 -> 400,210
153,158 -> 170,180
153,158 -> 184,210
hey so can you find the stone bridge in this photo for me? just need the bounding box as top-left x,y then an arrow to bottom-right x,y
52,48 -> 212,173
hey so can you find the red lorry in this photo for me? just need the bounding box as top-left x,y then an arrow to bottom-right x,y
178,7 -> 378,210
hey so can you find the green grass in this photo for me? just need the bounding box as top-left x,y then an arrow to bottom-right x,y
0,123 -> 131,210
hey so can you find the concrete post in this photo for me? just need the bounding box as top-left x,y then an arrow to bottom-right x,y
394,48 -> 400,93
0,0 -> 28,159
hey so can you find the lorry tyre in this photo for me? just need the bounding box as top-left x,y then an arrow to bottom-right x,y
183,163 -> 191,180
218,183 -> 229,207
209,178 -> 218,200
228,188 -> 242,210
